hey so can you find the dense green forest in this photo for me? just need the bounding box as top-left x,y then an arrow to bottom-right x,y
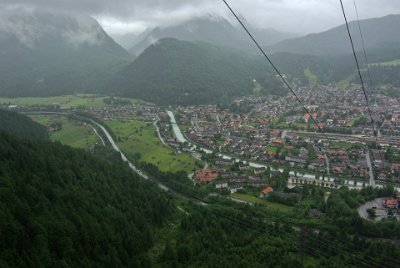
0,109 -> 49,140
0,131 -> 173,267
365,65 -> 400,89
0,111 -> 400,267
109,38 -> 285,105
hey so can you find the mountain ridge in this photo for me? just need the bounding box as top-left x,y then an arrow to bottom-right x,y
109,38 -> 285,105
127,16 -> 298,55
0,9 -> 132,97
267,14 -> 400,56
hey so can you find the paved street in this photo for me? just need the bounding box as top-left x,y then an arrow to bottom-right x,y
366,146 -> 376,188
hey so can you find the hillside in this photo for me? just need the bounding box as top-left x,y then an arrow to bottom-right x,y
0,130 -> 173,267
0,9 -> 132,97
267,14 -> 400,56
0,109 -> 49,140
128,16 -> 298,55
110,38 -> 285,105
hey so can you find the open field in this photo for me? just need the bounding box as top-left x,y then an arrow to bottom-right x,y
0,94 -> 138,109
231,193 -> 293,212
178,124 -> 191,132
304,68 -> 318,88
338,73 -> 357,89
29,114 -> 99,149
329,141 -> 353,149
265,146 -> 278,153
106,119 -> 201,173
252,81 -> 264,95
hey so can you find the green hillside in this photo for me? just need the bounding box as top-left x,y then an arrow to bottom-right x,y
110,38 -> 285,105
0,130 -> 172,267
0,109 -> 48,140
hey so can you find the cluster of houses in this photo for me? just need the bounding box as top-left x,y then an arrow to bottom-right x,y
172,85 -> 400,184
192,163 -> 278,197
88,104 -> 158,121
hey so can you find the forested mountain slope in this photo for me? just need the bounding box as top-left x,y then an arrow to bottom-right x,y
110,38 -> 285,105
0,131 -> 173,267
0,109 -> 49,140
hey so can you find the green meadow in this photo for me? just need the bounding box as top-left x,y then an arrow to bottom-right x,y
29,114 -> 99,149
106,119 -> 201,173
231,193 -> 293,212
0,94 -> 138,109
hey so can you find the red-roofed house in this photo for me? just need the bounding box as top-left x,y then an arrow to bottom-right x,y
304,113 -> 318,123
384,198 -> 398,209
304,113 -> 310,123
194,169 -> 218,185
260,187 -> 273,198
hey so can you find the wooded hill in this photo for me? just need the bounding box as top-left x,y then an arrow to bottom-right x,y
110,38 -> 285,105
0,109 -> 49,140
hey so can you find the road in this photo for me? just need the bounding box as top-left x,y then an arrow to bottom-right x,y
89,119 -> 151,180
87,124 -> 106,146
153,116 -> 169,147
357,198 -> 388,221
216,113 -> 221,123
324,151 -> 330,175
92,119 -> 210,205
281,130 -> 287,139
366,146 -> 376,188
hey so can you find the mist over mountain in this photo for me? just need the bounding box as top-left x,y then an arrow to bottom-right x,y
0,8 -> 132,97
127,16 -> 298,55
267,14 -> 400,56
1,8 -> 400,102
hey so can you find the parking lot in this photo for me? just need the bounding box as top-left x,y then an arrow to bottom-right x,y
358,198 -> 400,221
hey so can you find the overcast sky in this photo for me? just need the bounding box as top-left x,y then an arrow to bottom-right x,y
2,0 -> 400,35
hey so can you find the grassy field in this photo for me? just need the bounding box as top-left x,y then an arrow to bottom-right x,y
231,193 -> 293,212
338,73 -> 357,89
265,146 -> 278,153
252,81 -> 264,95
329,141 -> 353,149
0,94 -> 138,109
106,119 -> 201,173
29,114 -> 99,149
179,124 -> 191,132
304,68 -> 318,88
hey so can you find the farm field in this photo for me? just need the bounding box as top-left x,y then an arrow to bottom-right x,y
29,114 -> 100,149
106,119 -> 202,173
0,94 -> 138,109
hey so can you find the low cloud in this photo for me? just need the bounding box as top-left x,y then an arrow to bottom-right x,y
0,7 -> 106,48
1,0 -> 400,35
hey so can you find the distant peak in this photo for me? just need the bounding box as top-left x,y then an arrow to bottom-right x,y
0,7 -> 107,48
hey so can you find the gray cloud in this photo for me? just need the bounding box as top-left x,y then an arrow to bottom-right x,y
1,0 -> 400,35
0,7 -> 106,48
